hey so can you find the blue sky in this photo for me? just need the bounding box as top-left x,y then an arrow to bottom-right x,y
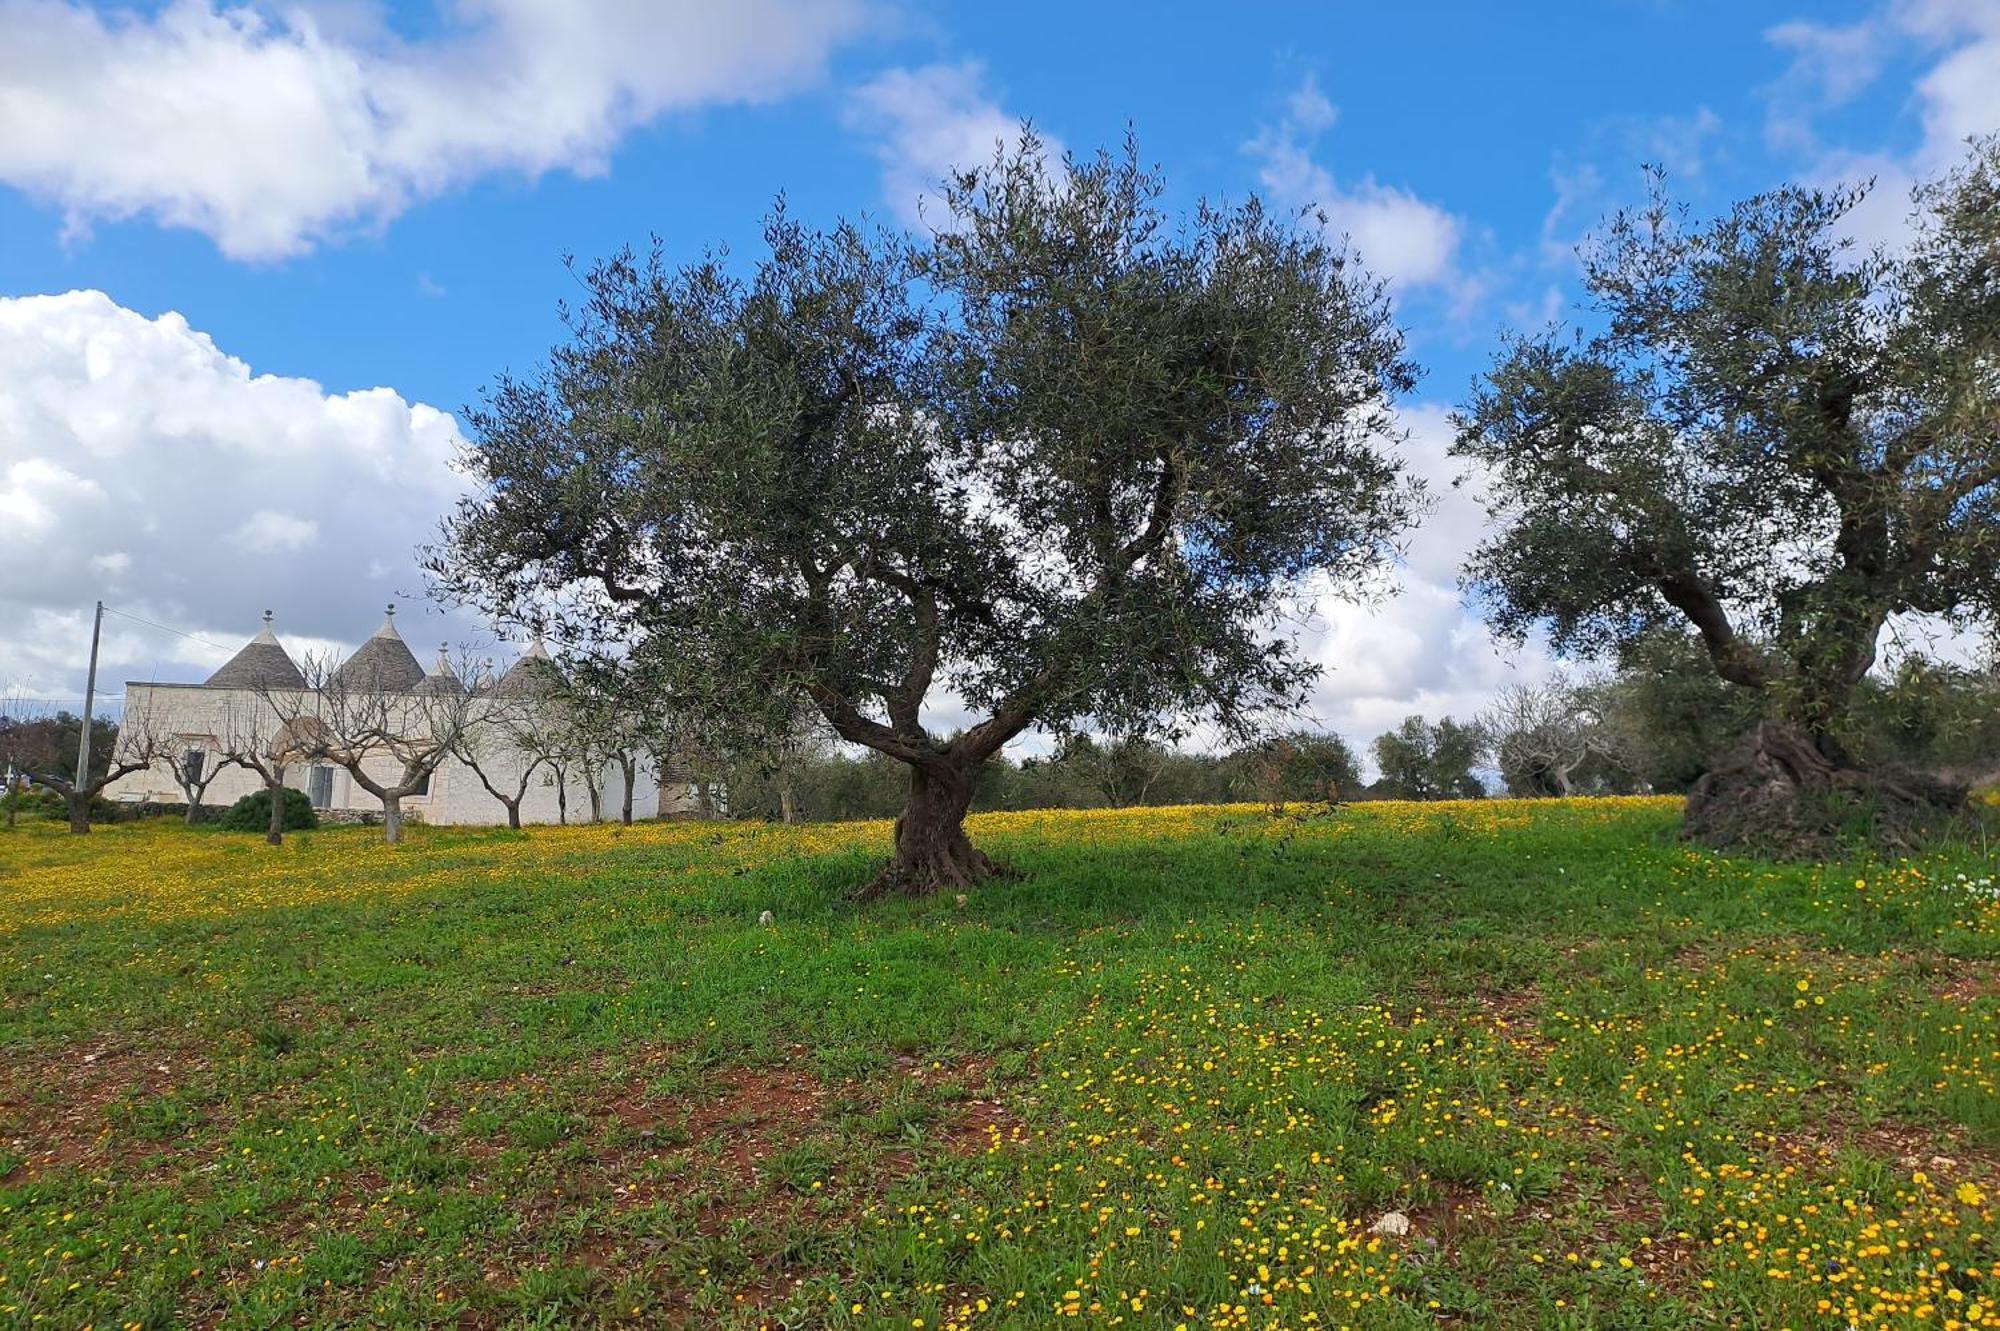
0,0 -> 1991,749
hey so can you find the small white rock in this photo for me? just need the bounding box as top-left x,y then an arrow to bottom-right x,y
1369,1210 -> 1411,1237
758,910 -> 774,927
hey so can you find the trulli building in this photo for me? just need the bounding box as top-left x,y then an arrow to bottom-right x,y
106,609 -> 685,826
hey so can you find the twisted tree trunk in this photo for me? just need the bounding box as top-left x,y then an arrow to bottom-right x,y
1684,721 -> 1967,857
857,760 -> 1001,899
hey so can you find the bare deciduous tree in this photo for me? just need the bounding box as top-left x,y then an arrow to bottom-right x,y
219,696 -> 312,845
450,690 -> 553,830
261,651 -> 484,844
34,699 -> 151,835
1482,677 -> 1631,797
552,658 -> 664,825
122,716 -> 241,824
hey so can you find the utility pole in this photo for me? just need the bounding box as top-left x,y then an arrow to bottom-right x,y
75,599 -> 103,788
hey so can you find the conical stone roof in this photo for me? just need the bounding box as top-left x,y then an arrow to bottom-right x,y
490,635 -> 562,698
414,644 -> 466,697
205,612 -> 306,690
334,606 -> 426,692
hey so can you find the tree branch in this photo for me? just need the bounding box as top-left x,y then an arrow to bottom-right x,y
1654,570 -> 1777,689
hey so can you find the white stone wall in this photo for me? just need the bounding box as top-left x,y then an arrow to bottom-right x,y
104,681 -> 677,826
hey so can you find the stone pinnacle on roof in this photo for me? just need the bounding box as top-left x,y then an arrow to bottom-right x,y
415,643 -> 466,696
204,610 -> 307,690
333,603 -> 426,692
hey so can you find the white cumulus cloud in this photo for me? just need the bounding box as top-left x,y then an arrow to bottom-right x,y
845,61 -> 1055,226
0,290 -> 475,701
1245,76 -> 1470,296
1291,404 -> 1557,755
0,0 -> 868,259
229,509 -> 320,554
1766,0 -> 2000,246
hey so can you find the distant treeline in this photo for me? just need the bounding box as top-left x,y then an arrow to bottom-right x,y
709,637 -> 2000,823
8,635 -> 1994,829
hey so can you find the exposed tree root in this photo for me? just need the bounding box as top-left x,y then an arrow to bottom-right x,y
1683,722 -> 1969,858
853,842 -> 1013,901
851,814 -> 1013,901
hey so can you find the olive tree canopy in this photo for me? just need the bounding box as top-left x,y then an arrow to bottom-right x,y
430,138 -> 1420,893
1454,140 -> 2000,850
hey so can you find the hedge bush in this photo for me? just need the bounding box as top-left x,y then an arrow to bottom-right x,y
216,787 -> 319,833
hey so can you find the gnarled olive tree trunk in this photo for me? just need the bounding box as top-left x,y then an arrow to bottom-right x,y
1685,721 -> 1968,857
857,759 -> 1002,900
1681,614 -> 1968,856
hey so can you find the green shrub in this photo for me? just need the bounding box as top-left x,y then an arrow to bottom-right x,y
216,787 -> 318,833
2,787 -> 116,823
3,787 -> 66,821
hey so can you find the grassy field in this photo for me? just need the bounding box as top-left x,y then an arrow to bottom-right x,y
2,799 -> 1998,1330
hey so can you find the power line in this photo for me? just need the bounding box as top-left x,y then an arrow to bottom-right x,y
99,605 -> 230,654
1,604 -> 215,713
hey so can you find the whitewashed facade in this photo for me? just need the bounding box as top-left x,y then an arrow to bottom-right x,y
106,611 -> 688,826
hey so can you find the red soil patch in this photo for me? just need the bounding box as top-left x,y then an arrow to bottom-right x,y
940,1095 -> 1020,1157
893,1052 -> 1028,1157
1932,961 -> 2000,1005
598,1062 -> 828,1193
1628,1232 -> 1703,1297
1758,1112 -> 2000,1181
1406,1180 -> 1493,1248
1464,984 -> 1553,1061
0,1041 -> 205,1181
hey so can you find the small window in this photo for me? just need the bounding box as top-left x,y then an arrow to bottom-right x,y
182,749 -> 205,785
308,765 -> 333,809
411,770 -> 431,797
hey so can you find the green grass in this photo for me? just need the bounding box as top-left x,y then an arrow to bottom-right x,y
2,798 -> 1998,1329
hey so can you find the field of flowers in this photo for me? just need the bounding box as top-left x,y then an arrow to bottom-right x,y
3,797 -> 1999,1329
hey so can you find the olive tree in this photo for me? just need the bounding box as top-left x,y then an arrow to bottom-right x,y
1227,730 -> 1363,809
1455,141 -> 2000,849
1370,715 -> 1487,801
430,137 -> 1419,895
